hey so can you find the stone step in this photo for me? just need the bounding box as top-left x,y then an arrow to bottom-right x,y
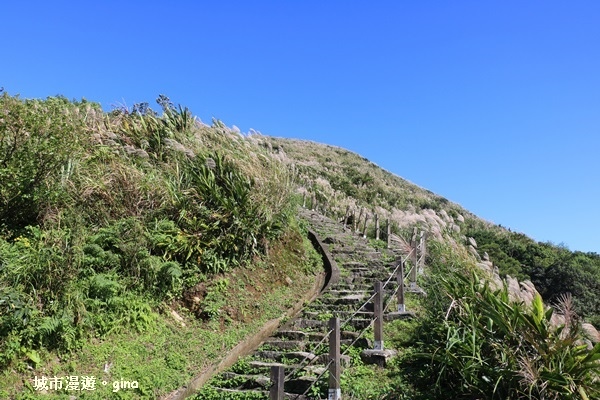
274,330 -> 308,341
332,282 -> 374,290
255,350 -> 318,364
261,339 -> 306,351
284,394 -> 310,400
322,289 -> 369,297
284,375 -> 318,394
324,293 -> 368,305
247,361 -> 298,375
300,329 -> 368,342
210,388 -> 268,397
290,319 -> 328,330
305,302 -> 371,313
335,275 -> 387,285
302,310 -> 374,320
288,317 -> 372,333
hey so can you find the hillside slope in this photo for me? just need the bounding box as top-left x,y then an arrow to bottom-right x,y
252,136 -> 600,399
258,136 -> 600,327
0,93 -> 323,398
1,92 -> 599,399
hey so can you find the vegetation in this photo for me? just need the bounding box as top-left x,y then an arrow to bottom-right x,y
1,91 -> 599,399
465,221 -> 600,327
260,136 -> 600,399
0,92 -> 318,398
389,239 -> 600,399
263,137 -> 600,327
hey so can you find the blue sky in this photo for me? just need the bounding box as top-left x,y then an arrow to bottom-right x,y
4,1 -> 600,253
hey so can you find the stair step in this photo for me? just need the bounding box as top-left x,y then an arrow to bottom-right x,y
284,375 -> 318,394
262,339 -> 306,351
274,330 -> 308,341
324,289 -> 369,296
255,350 -> 318,364
211,387 -> 268,397
290,319 -> 328,330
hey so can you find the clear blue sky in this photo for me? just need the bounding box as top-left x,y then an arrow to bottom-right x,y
4,1 -> 600,253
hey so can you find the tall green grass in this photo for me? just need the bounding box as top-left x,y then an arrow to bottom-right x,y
0,92 -> 294,370
402,255 -> 600,399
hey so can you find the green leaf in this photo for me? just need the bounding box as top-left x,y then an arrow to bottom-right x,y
26,350 -> 41,366
532,293 -> 544,325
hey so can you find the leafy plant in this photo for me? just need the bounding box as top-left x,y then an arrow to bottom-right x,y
407,270 -> 600,399
0,94 -> 86,234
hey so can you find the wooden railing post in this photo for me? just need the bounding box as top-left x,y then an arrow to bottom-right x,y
356,207 -> 364,233
374,281 -> 383,350
410,228 -> 418,288
302,192 -> 306,208
352,209 -> 357,232
397,261 -> 405,312
386,219 -> 391,249
269,365 -> 284,400
419,231 -> 427,269
343,205 -> 350,229
362,214 -> 368,238
375,213 -> 380,240
329,317 -> 341,400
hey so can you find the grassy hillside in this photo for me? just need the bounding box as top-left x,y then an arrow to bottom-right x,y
261,136 -> 600,326
1,92 -> 598,399
0,93 -> 322,398
257,136 -> 600,399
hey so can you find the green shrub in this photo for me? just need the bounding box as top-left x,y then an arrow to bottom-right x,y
0,94 -> 87,234
407,270 -> 600,399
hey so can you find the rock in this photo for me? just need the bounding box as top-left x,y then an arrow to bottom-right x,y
468,245 -> 480,259
506,276 -> 522,303
468,237 -> 477,248
519,280 -> 538,305
360,349 -> 398,367
170,309 -> 186,327
583,323 -> 600,343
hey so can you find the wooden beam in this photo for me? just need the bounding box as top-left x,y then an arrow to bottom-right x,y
374,281 -> 384,350
269,365 -> 284,400
397,261 -> 405,312
328,317 -> 341,400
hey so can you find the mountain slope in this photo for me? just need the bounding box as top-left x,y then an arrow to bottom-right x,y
1,93 -> 598,399
258,136 -> 600,326
0,94 -> 322,398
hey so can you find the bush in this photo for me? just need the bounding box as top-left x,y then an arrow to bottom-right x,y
0,94 -> 87,234
406,270 -> 600,399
